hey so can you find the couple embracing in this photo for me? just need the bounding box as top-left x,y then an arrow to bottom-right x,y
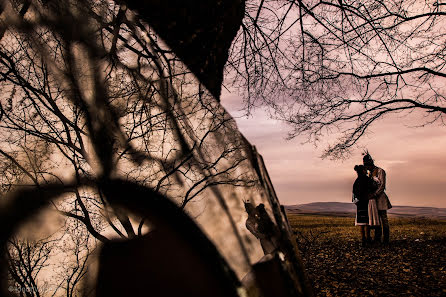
353,152 -> 392,247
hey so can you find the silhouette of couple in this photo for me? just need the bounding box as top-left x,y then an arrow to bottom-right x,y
353,152 -> 392,246
244,203 -> 280,254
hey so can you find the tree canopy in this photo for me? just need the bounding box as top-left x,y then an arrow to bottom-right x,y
228,0 -> 446,158
0,1 -> 256,295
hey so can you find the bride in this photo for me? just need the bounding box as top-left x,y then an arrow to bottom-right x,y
352,165 -> 380,246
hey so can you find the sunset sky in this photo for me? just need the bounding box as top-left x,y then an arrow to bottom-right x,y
222,92 -> 446,209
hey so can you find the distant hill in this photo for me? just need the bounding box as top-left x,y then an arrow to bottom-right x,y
285,202 -> 446,219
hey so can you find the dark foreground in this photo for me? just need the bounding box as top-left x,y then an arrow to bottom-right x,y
288,214 -> 446,296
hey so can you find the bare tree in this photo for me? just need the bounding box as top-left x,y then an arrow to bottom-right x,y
55,223 -> 92,297
0,1 -> 318,296
6,222 -> 94,297
0,0 -> 255,239
6,236 -> 55,297
0,1 -> 256,295
227,0 -> 446,158
0,135 -> 91,297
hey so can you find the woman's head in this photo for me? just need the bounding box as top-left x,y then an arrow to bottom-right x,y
354,165 -> 367,176
244,201 -> 256,215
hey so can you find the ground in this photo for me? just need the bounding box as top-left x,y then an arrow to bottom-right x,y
288,213 -> 446,297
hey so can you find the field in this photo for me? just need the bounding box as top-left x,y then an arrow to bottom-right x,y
288,213 -> 446,296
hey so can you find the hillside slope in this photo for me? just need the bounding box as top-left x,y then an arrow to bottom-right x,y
285,202 -> 446,219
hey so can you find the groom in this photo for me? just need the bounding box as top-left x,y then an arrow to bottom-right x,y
363,152 -> 392,244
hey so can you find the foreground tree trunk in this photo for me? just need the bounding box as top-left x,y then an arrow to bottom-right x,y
0,1 -> 313,296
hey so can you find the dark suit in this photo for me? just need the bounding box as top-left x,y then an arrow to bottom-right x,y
370,167 -> 392,242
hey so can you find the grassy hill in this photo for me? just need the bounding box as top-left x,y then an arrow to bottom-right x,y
288,213 -> 446,296
285,202 -> 446,219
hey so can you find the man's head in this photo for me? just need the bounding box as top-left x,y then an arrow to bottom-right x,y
363,151 -> 374,168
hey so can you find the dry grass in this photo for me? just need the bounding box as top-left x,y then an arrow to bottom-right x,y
288,213 -> 446,296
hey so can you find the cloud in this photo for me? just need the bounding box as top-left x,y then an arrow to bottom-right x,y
380,160 -> 408,165
221,93 -> 446,208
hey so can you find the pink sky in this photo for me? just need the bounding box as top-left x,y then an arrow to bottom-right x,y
222,92 -> 446,208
